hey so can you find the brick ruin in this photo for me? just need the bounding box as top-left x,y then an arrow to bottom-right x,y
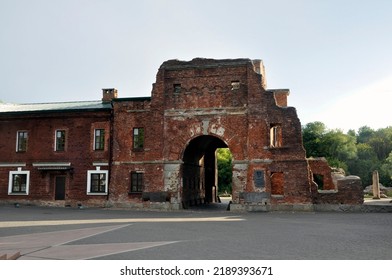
0,58 -> 364,210
108,58 -> 363,210
308,158 -> 363,206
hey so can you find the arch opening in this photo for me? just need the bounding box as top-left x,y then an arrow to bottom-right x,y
181,135 -> 231,209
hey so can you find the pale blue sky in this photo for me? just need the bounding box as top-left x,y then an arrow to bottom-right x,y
1,0 -> 391,131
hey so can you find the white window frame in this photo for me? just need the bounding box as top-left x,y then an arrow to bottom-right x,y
8,168 -> 30,195
86,168 -> 108,195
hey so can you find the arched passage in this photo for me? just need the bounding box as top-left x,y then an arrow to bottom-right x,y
181,135 -> 230,208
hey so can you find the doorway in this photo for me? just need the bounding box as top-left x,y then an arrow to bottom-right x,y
55,176 -> 66,200
181,135 -> 232,209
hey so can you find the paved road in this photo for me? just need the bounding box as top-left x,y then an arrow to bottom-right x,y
0,204 -> 391,260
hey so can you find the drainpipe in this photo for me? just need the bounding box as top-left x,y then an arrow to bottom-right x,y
107,100 -> 115,203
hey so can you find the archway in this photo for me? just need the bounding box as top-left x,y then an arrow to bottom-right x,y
181,135 -> 231,209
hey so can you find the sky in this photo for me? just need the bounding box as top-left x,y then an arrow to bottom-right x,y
1,0 -> 391,132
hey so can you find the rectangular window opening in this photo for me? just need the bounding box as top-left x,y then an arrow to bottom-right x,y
130,172 -> 144,193
55,130 -> 66,151
173,84 -> 181,93
87,170 -> 108,195
270,124 -> 282,147
94,129 -> 105,150
16,131 -> 28,152
8,170 -> 30,195
133,127 -> 144,150
231,81 -> 240,90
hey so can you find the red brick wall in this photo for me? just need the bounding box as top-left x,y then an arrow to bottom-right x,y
271,172 -> 284,195
307,158 -> 336,190
110,97 -> 165,206
308,158 -> 364,205
313,176 -> 364,205
109,58 -> 314,207
2,58 -> 362,209
0,111 -> 111,206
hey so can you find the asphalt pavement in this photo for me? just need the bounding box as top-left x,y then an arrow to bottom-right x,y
0,203 -> 391,260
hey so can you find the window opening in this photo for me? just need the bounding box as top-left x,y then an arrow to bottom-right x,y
16,131 -> 28,152
55,130 -> 66,151
173,83 -> 181,93
133,128 -> 144,150
87,170 -> 108,194
270,124 -> 282,147
130,172 -> 144,193
231,81 -> 240,90
94,129 -> 105,150
313,174 -> 325,190
8,169 -> 30,195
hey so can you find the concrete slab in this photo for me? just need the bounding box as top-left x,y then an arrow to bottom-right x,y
364,198 -> 392,205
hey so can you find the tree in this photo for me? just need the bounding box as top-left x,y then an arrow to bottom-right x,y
302,122 -> 392,188
368,127 -> 392,161
347,143 -> 379,186
321,129 -> 357,164
216,148 -> 232,194
302,122 -> 357,172
357,126 -> 374,144
380,152 -> 392,187
302,121 -> 327,158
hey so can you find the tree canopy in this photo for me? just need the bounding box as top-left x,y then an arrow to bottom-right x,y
216,148 -> 232,194
302,122 -> 392,187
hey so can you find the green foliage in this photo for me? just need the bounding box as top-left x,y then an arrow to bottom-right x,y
302,122 -> 357,172
302,121 -> 327,157
322,129 -> 357,163
302,122 -> 392,187
216,148 -> 232,194
347,143 -> 379,186
368,127 -> 392,160
380,152 -> 392,187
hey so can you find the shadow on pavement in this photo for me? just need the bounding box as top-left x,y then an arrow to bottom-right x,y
187,196 -> 231,211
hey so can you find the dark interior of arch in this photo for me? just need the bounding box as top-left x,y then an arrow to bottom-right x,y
182,135 -> 228,208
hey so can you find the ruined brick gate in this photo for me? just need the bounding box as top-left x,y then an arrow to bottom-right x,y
0,58 -> 363,210
109,58 -> 363,211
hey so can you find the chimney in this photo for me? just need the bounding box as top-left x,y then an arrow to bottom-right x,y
102,88 -> 118,102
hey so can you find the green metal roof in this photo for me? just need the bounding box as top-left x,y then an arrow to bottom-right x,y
0,100 -> 112,114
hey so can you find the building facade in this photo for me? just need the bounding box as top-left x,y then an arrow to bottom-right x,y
0,58 -> 363,210
0,98 -> 112,207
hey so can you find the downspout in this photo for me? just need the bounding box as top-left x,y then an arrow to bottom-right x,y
107,100 -> 114,203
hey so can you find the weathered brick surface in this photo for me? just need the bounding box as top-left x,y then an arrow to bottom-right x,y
0,58 -> 364,209
308,158 -> 364,205
312,176 -> 364,205
109,58 -> 315,208
0,110 -> 111,207
308,158 -> 336,190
